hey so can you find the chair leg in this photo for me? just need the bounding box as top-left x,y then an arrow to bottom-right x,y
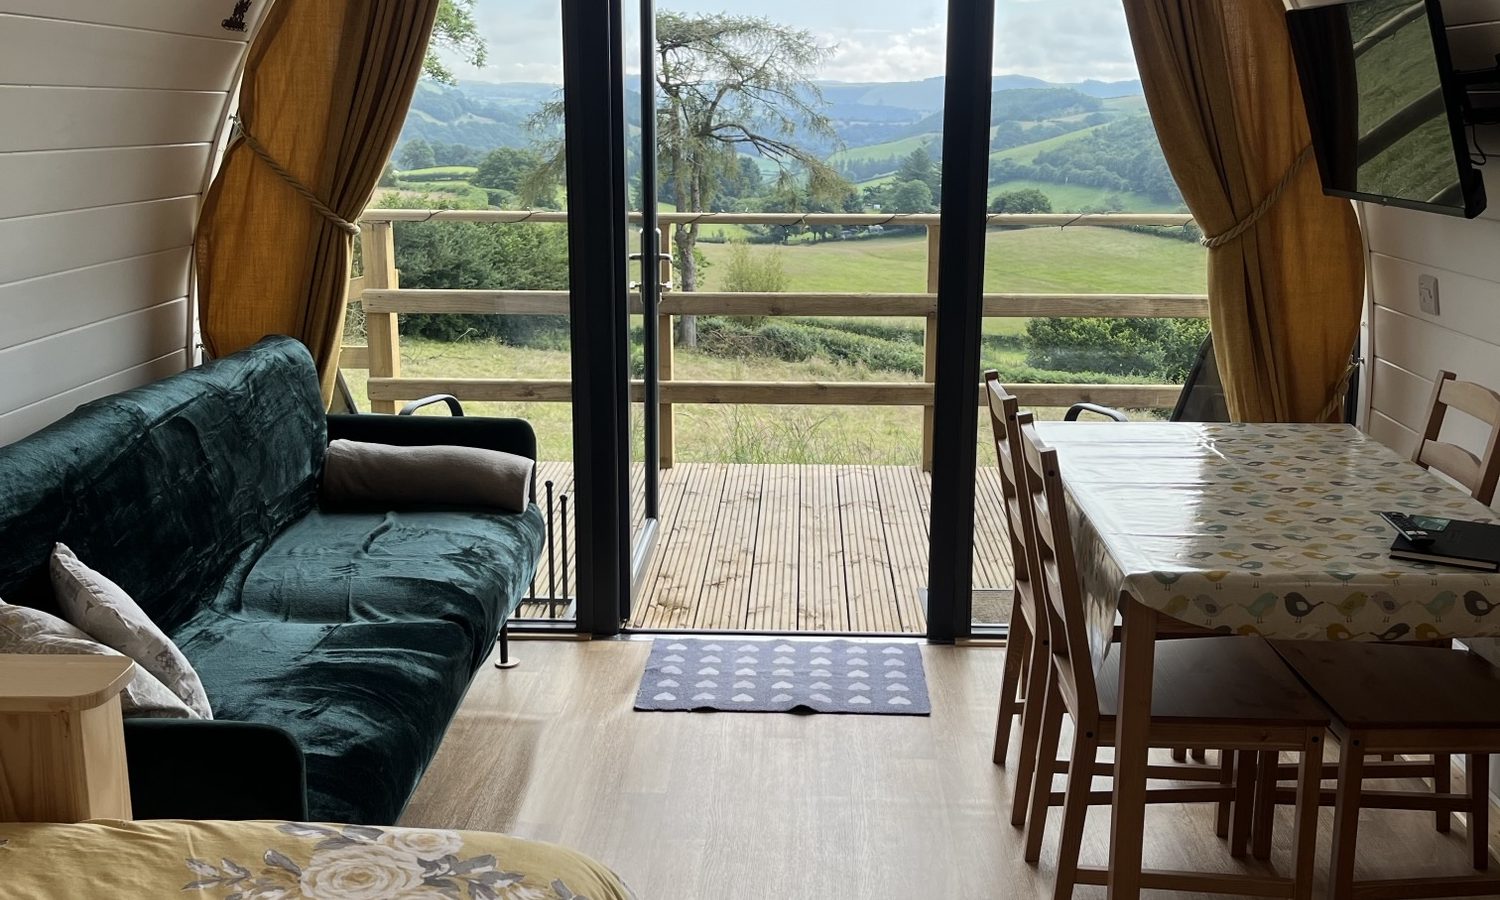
994,611 -> 1031,766
1215,748 -> 1235,839
1010,635 -> 1051,827
1331,735 -> 1367,900
1172,747 -> 1188,763
1291,732 -> 1324,900
1052,726 -> 1100,900
1253,750 -> 1278,861
1230,749 -> 1256,859
1024,670 -> 1066,865
1436,753 -> 1453,833
1469,753 -> 1491,871
1191,747 -> 1208,762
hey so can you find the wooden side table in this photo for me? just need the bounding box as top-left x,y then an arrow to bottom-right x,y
0,653 -> 136,822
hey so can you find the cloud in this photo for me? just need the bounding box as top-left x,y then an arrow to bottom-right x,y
994,0 -> 1140,82
443,0 -> 1140,86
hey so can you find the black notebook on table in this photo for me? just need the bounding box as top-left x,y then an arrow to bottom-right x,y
1382,513 -> 1500,571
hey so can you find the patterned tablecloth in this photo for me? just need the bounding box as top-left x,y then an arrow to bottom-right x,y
1033,422 -> 1500,667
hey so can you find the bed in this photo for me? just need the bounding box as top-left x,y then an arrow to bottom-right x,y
0,819 -> 636,899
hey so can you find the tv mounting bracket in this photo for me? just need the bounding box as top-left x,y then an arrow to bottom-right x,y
1457,55 -> 1500,126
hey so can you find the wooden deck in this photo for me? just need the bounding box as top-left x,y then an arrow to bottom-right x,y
519,462 -> 1016,633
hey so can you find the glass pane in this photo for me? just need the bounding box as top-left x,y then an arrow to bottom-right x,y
344,0 -> 578,623
972,0 -> 1207,629
618,2 -> 946,634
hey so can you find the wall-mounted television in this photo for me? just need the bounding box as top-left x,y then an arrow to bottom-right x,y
1286,0 -> 1487,218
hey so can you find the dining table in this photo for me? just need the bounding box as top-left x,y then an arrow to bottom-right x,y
1030,420 -> 1500,898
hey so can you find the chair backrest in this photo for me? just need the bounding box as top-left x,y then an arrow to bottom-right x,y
1414,370 -> 1500,505
1017,420 -> 1099,721
984,372 -> 1044,640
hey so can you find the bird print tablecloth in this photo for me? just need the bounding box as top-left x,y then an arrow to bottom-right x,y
1033,422 -> 1500,668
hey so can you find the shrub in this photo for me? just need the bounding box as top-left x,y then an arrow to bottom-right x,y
1023,317 -> 1209,382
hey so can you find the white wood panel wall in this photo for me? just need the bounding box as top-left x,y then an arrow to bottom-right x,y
1364,0 -> 1500,462
0,2 -> 267,445
1362,0 -> 1500,693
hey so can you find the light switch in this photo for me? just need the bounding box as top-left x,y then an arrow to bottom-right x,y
1419,273 -> 1440,316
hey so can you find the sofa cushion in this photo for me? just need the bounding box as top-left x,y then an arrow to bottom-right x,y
0,602 -> 197,719
175,613 -> 478,824
0,336 -> 325,631
51,543 -> 213,719
223,507 -> 545,673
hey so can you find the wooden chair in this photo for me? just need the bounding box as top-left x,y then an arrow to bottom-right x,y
1405,370 -> 1500,800
985,373 -> 1219,832
1414,369 -> 1500,505
1017,421 -> 1329,899
1269,641 -> 1500,899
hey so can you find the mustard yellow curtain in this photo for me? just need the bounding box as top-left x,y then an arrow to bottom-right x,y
196,0 -> 441,404
1122,0 -> 1365,422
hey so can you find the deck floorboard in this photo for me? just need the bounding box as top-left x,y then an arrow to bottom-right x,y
520,463 -> 1016,633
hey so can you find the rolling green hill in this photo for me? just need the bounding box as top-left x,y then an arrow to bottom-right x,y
990,124 -> 1109,165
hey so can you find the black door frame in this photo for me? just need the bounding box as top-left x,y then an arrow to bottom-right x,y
561,0 -> 631,636
926,0 -> 997,643
564,0 -> 994,639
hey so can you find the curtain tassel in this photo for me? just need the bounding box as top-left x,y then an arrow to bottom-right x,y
230,117 -> 360,237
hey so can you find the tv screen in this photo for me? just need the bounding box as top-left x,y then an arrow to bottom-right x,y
1287,0 -> 1485,218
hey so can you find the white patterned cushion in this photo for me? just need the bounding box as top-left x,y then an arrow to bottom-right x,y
0,601 -> 196,719
49,543 -> 213,719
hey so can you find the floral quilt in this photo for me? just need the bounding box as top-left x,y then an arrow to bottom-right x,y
0,820 -> 635,900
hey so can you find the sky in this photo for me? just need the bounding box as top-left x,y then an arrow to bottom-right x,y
444,0 -> 1141,85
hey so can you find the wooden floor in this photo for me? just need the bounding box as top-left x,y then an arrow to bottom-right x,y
520,462 -> 1017,632
402,640 -> 1495,900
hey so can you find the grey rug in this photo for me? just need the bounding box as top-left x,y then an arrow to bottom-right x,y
634,638 -> 931,715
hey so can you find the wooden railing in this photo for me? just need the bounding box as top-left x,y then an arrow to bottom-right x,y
339,209 -> 1204,471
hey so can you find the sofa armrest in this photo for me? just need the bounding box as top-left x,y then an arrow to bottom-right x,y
326,414 -> 539,498
123,719 -> 308,821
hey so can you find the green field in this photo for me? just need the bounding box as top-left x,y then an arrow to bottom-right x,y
695,226 -> 1205,296
987,179 -> 1169,213
829,133 -> 939,167
397,165 -> 480,179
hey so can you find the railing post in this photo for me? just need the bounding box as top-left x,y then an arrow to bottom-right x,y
921,223 -> 941,472
362,220 -> 400,414
658,227 -> 675,468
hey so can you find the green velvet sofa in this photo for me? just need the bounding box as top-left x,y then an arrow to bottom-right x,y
0,336 -> 545,824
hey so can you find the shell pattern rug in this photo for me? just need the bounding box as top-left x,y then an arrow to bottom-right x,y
633,638 -> 931,715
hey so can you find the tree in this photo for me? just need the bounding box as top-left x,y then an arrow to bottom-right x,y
474,148 -> 537,194
654,12 -> 847,345
529,12 -> 845,346
888,180 -> 935,214
896,146 -> 941,197
424,0 -> 488,85
398,138 -> 436,170
378,160 -> 399,188
989,188 -> 1053,214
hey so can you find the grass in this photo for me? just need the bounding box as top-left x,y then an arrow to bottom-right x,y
694,226 -> 1205,296
398,165 -> 480,179
988,179 -> 1170,213
343,337 -> 1135,467
342,337 -> 939,465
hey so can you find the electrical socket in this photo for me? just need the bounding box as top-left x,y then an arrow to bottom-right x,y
1419,273 -> 1440,316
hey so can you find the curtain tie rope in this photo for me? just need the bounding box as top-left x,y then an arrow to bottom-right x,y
231,118 -> 360,237
1200,144 -> 1314,250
